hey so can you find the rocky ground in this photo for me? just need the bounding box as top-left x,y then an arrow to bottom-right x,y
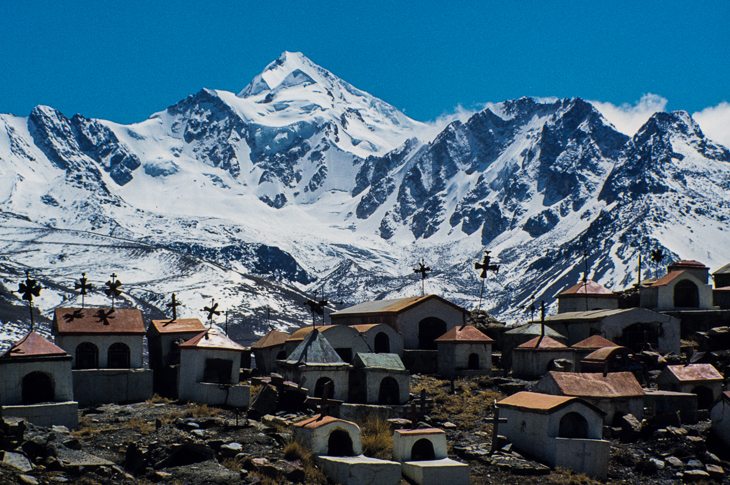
1,375 -> 729,485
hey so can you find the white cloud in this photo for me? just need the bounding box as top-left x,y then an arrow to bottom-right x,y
588,94 -> 668,136
693,102 -> 730,149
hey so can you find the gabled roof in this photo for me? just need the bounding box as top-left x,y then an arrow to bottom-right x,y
287,325 -> 358,342
294,415 -> 357,430
498,391 -> 606,416
353,353 -> 405,370
516,335 -> 568,350
713,263 -> 730,276
542,371 -> 644,398
668,260 -> 708,271
434,325 -> 494,343
651,270 -> 689,287
545,307 -> 672,323
53,308 -> 146,335
351,323 -> 392,333
663,364 -> 723,382
149,318 -> 206,335
179,328 -> 247,352
582,346 -> 631,362
557,280 -> 618,298
0,331 -> 68,359
330,295 -> 468,318
251,329 -> 290,349
572,335 -> 617,350
504,323 -> 565,339
284,329 -> 346,365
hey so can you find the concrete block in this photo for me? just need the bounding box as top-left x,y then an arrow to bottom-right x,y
72,369 -> 153,406
401,458 -> 470,485
316,455 -> 401,485
1,401 -> 79,430
393,429 -> 447,462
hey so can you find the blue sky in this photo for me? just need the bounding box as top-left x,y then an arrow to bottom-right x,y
2,1 -> 729,140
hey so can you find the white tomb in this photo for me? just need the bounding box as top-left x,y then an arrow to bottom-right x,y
392,428 -> 469,485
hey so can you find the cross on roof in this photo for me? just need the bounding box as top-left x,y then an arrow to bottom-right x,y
104,273 -> 122,311
166,293 -> 182,322
75,273 -> 93,309
18,271 -> 42,331
474,251 -> 499,313
413,259 -> 431,296
651,248 -> 664,279
202,298 -> 221,327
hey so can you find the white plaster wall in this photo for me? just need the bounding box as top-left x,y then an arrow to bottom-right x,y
674,381 -> 724,402
322,327 -> 370,356
181,382 -> 249,407
158,332 -> 201,366
72,368 -> 153,406
393,429 -> 447,462
299,366 -> 351,401
0,359 -> 73,405
253,346 -> 286,374
293,420 -> 362,456
511,349 -> 575,380
179,348 -> 242,402
600,309 -> 680,354
1,401 -> 79,430
554,437 -> 610,479
437,343 -> 492,379
364,369 -> 410,404
359,325 -> 404,356
656,274 -> 714,311
56,334 -> 144,368
397,300 -> 467,349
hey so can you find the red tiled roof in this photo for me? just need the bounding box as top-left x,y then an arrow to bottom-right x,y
572,335 -> 617,350
54,308 -> 145,335
498,391 -> 606,416
558,280 -> 617,298
294,415 -> 357,430
179,328 -> 247,352
545,371 -> 644,398
435,325 -> 494,343
251,330 -> 290,349
668,260 -> 708,270
396,428 -> 446,436
149,318 -> 206,335
664,364 -> 723,382
651,271 -> 687,287
582,346 -> 631,362
0,331 -> 68,359
516,335 -> 568,350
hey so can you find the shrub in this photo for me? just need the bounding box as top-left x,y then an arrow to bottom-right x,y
361,415 -> 393,460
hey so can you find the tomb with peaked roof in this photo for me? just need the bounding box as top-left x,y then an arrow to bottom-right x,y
392,427 -> 470,485
571,335 -> 617,371
0,331 -> 78,429
434,325 -> 493,379
656,363 -> 724,409
711,391 -> 730,446
640,260 -> 713,311
251,329 -> 290,374
511,336 -> 574,380
285,325 -> 370,363
52,307 -> 153,406
278,329 -> 352,401
536,371 -> 645,425
556,280 -> 620,313
497,391 -> 610,479
348,353 -> 409,405
501,323 -> 567,369
147,317 -> 207,397
178,327 -> 250,407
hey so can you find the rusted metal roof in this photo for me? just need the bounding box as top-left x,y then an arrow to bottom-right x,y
284,329 -> 346,365
664,364 -> 723,382
668,260 -> 709,270
545,308 -> 670,323
330,295 -> 468,318
396,428 -> 445,436
582,346 -> 631,362
179,328 -> 247,352
572,335 -> 617,350
545,371 -> 644,398
516,335 -> 568,350
251,329 -> 290,349
53,308 -> 146,335
498,391 -> 606,416
434,325 -> 494,343
504,323 -> 565,340
351,323 -> 389,333
149,318 -> 206,335
557,280 -> 617,298
0,331 -> 68,359
651,270 -> 687,287
295,415 -> 356,430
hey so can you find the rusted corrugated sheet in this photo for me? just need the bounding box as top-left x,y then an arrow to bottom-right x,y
558,280 -> 617,297
517,335 -> 568,350
666,364 -> 723,382
54,308 -> 145,335
149,318 -> 206,335
251,329 -> 290,349
582,346 -> 631,362
547,371 -> 644,398
572,335 -> 617,350
668,260 -> 708,270
295,415 -> 349,429
651,271 -> 685,287
0,331 -> 68,359
397,428 -> 445,436
179,328 -> 247,352
434,325 -> 493,343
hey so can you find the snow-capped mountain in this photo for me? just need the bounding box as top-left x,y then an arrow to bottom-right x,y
1,51 -> 729,347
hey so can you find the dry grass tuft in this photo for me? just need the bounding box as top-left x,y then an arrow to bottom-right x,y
361,414 -> 393,460
546,467 -> 602,485
183,403 -> 222,418
221,457 -> 242,472
146,393 -> 172,404
284,439 -> 312,462
125,417 -> 156,434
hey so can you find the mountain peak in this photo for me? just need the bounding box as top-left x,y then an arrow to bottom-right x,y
237,51 -> 337,98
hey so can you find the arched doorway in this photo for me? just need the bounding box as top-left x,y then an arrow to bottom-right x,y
22,371 -> 54,404
374,332 -> 390,353
674,280 -> 700,308
411,438 -> 435,461
692,385 -> 715,409
468,353 -> 480,370
75,342 -> 99,369
314,377 -> 334,398
108,342 -> 131,368
559,412 -> 589,438
418,317 -> 447,350
378,377 -> 400,404
619,323 -> 658,352
327,430 -> 354,456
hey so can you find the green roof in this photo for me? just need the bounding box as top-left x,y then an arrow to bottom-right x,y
353,353 -> 406,370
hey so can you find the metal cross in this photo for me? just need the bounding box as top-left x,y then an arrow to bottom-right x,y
413,259 -> 431,296
202,298 -> 221,327
651,248 -> 664,279
104,273 -> 122,311
487,403 -> 508,454
167,293 -> 181,321
18,271 -> 42,331
474,251 -> 499,312
75,273 -> 93,309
